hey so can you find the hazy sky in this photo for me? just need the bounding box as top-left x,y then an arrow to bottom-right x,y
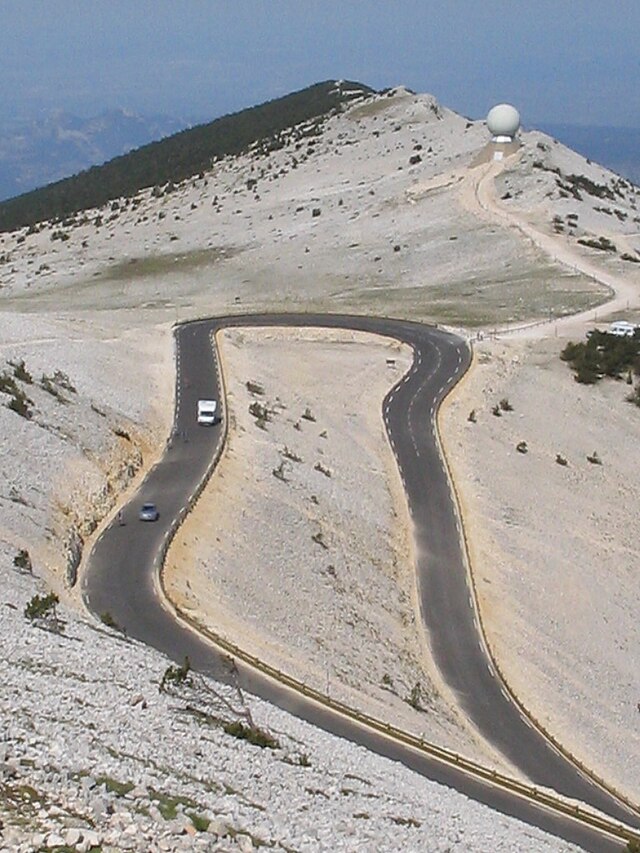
2,1 -> 639,128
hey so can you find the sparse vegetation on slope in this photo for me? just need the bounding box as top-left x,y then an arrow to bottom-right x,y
0,80 -> 374,233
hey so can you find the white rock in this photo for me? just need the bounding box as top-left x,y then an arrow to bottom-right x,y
206,817 -> 229,837
64,827 -> 83,846
83,829 -> 101,847
236,833 -> 254,852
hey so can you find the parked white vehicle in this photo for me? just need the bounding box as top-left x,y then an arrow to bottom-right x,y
609,320 -> 638,337
197,399 -> 218,425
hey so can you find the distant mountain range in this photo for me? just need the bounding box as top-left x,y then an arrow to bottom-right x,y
0,80 -> 375,232
535,123 -> 640,186
0,109 -> 192,201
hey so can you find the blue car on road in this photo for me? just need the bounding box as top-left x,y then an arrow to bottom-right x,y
138,502 -> 159,522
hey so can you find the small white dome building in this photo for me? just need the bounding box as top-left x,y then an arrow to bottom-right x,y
486,104 -> 520,143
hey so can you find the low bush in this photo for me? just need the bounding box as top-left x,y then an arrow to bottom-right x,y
0,371 -> 34,418
407,682 -> 423,711
246,380 -> 264,395
282,446 -> 302,462
272,460 -> 288,482
249,401 -> 269,428
9,360 -> 32,384
13,549 -> 32,572
100,611 -> 123,632
24,592 -> 61,630
187,812 -> 210,833
223,720 -> 280,749
160,657 -> 191,692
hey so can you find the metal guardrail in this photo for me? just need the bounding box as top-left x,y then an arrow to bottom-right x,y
164,596 -> 640,846
435,347 -> 640,824
154,321 -> 640,849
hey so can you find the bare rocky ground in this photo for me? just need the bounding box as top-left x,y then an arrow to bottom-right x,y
164,327 -> 501,770
1,543 -> 580,852
440,334 -> 640,801
0,84 -> 638,848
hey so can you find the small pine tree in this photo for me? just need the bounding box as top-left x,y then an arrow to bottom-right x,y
24,592 -> 59,623
13,549 -> 32,572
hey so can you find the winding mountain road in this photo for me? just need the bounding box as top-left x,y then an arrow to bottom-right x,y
84,313 -> 639,851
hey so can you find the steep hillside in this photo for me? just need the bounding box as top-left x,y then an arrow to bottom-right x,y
0,80 -> 375,233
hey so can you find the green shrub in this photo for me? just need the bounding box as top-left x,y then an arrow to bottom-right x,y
223,720 -> 279,749
282,446 -> 302,462
93,775 -> 134,797
407,682 -> 423,711
10,360 -> 32,384
272,461 -> 288,482
561,330 -> 640,385
100,611 -> 122,631
187,812 -> 210,832
160,657 -> 191,692
574,361 -> 599,384
13,549 -> 32,572
560,341 -> 582,362
249,400 -> 269,428
0,371 -> 33,418
41,369 -> 76,400
246,380 -> 264,395
577,235 -> 616,252
24,592 -> 59,622
7,392 -> 32,418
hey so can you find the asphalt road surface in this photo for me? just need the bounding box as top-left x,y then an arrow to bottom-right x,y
84,313 -> 638,851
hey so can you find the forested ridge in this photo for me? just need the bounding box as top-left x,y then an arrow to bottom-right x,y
0,80 -> 374,233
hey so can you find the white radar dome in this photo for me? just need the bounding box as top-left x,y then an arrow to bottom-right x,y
486,104 -> 520,140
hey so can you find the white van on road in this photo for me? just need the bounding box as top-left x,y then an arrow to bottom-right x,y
197,399 -> 218,425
